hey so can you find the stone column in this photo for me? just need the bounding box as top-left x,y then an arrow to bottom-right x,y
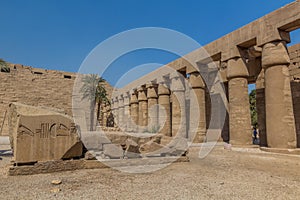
113,97 -> 119,128
137,86 -> 148,132
170,72 -> 187,138
146,83 -> 159,133
158,82 -> 171,136
102,103 -> 108,127
227,57 -> 252,145
130,90 -> 139,132
189,72 -> 206,142
256,69 -> 267,146
118,95 -> 124,130
123,92 -> 130,132
262,41 -> 297,148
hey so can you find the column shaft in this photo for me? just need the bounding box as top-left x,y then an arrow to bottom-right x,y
227,58 -> 252,145
147,84 -> 158,132
158,84 -> 171,136
228,77 -> 252,144
103,105 -> 107,127
118,96 -> 124,130
130,92 -> 139,132
170,73 -> 187,138
189,72 -> 206,142
262,41 -> 297,148
123,94 -> 130,132
138,87 -> 148,132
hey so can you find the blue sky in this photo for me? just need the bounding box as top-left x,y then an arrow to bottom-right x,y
0,0 -> 299,89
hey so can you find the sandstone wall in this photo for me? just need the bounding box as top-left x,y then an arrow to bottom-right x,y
0,64 -> 113,135
289,44 -> 300,147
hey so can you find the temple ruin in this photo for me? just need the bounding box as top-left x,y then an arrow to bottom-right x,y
100,1 -> 300,150
0,1 -> 300,170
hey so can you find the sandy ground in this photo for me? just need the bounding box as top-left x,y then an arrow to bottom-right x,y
0,144 -> 300,200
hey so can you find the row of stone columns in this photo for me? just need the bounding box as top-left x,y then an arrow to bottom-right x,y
101,40 -> 297,149
224,40 -> 297,148
100,73 -> 207,141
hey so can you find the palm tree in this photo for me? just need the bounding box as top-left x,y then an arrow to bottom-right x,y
80,74 -> 109,131
0,58 -> 10,72
0,58 -> 5,65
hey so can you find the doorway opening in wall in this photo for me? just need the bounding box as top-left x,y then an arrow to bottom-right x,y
248,83 -> 258,145
248,83 -> 256,126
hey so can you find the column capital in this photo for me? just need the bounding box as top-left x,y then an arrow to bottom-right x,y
146,83 -> 158,99
189,72 -> 205,89
118,95 -> 124,108
158,83 -> 170,96
137,86 -> 147,101
261,41 -> 290,69
113,96 -> 119,103
226,57 -> 249,80
146,82 -> 158,89
170,71 -> 185,92
123,92 -> 130,106
118,95 -> 124,102
130,90 -> 138,104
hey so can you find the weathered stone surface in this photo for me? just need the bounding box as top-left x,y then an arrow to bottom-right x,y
139,140 -> 171,156
124,140 -> 140,158
80,131 -> 111,151
8,103 -> 82,164
158,84 -> 171,136
105,132 -> 128,145
140,136 -> 188,156
51,180 -> 62,185
228,76 -> 252,145
262,42 -> 297,149
130,92 -> 139,132
8,156 -> 189,176
0,65 -> 113,136
84,151 -> 97,160
103,144 -> 124,159
226,57 -> 249,79
189,72 -> 206,143
262,41 -> 290,68
125,138 -> 139,153
50,188 -> 61,193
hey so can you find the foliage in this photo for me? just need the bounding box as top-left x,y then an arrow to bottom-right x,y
249,89 -> 257,126
0,58 -> 10,72
80,74 -> 109,130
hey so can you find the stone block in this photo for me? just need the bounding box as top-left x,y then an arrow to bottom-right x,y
290,52 -> 298,60
8,103 -> 82,164
80,132 -> 111,151
103,144 -> 124,159
139,140 -> 172,156
125,138 -> 141,158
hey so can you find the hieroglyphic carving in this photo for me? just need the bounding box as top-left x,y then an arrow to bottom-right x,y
18,125 -> 34,136
36,123 -> 51,138
56,123 -> 69,136
33,122 -> 76,138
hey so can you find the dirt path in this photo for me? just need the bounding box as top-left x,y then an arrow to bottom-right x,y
0,145 -> 299,200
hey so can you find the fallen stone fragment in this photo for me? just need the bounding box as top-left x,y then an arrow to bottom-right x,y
103,144 -> 124,159
51,180 -> 62,185
139,140 -> 172,156
50,188 -> 61,193
8,103 -> 82,164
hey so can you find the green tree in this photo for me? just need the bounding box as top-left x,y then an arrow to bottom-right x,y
249,89 -> 257,126
80,74 -> 109,131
